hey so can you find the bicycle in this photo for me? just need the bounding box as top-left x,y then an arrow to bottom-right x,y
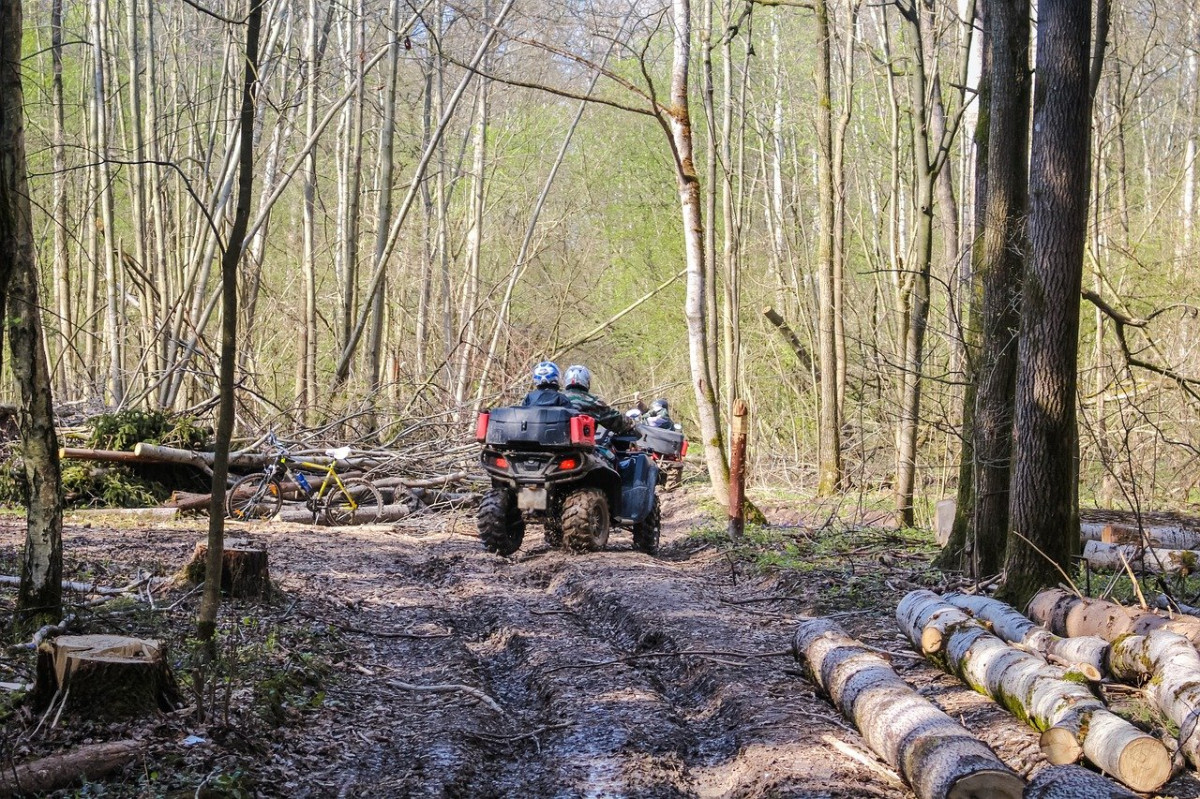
226,433 -> 384,525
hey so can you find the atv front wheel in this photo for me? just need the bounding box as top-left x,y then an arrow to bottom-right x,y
561,488 -> 610,553
478,488 -> 525,555
632,495 -> 660,555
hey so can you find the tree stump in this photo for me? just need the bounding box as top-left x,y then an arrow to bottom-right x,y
183,538 -> 271,599
33,635 -> 179,720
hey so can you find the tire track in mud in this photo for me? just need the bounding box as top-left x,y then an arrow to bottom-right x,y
302,514 -> 908,799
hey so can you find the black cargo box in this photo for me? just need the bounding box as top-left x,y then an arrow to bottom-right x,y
637,424 -> 685,458
485,406 -> 576,448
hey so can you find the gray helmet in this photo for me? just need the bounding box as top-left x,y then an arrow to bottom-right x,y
650,398 -> 669,415
531,361 -> 561,389
564,364 -> 591,391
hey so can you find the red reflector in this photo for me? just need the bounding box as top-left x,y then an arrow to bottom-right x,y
569,414 -> 595,445
494,456 -> 508,469
559,457 -> 578,470
681,440 -> 688,457
475,412 -> 490,442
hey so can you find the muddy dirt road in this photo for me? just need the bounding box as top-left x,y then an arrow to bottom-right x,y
6,493 -> 1200,797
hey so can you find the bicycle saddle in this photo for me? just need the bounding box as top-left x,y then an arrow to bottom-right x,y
327,446 -> 352,460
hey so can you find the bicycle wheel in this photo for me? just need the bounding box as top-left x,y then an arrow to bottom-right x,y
324,478 -> 384,525
226,474 -> 283,520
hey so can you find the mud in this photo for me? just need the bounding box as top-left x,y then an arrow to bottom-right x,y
4,493 -> 1200,797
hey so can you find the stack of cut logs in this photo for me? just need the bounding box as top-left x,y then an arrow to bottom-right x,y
794,587 -> 1200,798
1080,521 -> 1200,575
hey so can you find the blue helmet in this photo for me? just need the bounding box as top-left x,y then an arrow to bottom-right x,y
564,364 -> 591,391
531,361 -> 561,388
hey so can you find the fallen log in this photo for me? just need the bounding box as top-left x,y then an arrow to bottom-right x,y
1023,765 -> 1137,799
34,635 -> 180,719
58,447 -> 146,463
374,471 -> 469,489
898,590 -> 1170,793
275,502 -> 411,524
0,739 -> 145,796
942,593 -> 1107,680
794,617 -> 1024,799
1082,539 -> 1200,575
1027,588 -> 1200,645
1101,523 -> 1200,550
1107,628 -> 1200,770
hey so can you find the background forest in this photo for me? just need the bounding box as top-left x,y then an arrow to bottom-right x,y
5,0 -> 1200,524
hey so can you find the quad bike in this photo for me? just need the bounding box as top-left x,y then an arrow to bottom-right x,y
636,424 -> 687,491
475,406 -> 661,556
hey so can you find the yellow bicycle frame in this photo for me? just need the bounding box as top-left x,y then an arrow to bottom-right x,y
291,458 -> 358,512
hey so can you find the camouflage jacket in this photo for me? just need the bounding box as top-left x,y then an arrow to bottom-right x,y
562,389 -> 636,435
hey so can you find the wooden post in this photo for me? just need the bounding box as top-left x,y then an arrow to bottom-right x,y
728,399 -> 748,540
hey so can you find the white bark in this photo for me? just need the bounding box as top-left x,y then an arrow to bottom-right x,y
898,590 -> 1170,793
1108,629 -> 1200,769
668,0 -> 730,508
1082,539 -> 1200,576
1079,522 -> 1200,550
943,593 -> 1108,679
794,618 -> 1023,799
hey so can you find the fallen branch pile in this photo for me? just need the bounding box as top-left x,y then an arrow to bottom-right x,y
59,427 -> 484,523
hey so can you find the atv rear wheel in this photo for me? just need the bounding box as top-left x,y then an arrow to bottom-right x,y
632,495 -> 660,555
561,488 -> 610,553
478,488 -> 525,555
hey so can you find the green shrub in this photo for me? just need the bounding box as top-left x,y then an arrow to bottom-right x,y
87,409 -> 208,451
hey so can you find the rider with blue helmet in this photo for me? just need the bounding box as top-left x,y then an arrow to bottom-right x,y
521,361 -> 573,407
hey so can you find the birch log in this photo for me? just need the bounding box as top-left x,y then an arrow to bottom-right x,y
1027,588 -> 1200,645
1107,628 -> 1200,769
898,591 -> 1170,793
1082,539 -> 1200,575
1101,523 -> 1200,550
943,593 -> 1108,680
793,618 -> 1024,799
1023,765 -> 1137,799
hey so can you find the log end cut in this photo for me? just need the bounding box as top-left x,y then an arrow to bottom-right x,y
34,635 -> 180,721
1114,734 -> 1172,794
1040,726 -> 1084,765
945,768 -> 1024,799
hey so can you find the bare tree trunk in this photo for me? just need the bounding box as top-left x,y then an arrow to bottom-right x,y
454,41 -> 490,410
832,0 -> 863,426
999,0 -> 1095,607
893,1 -> 937,527
815,0 -> 842,496
91,0 -> 123,404
668,0 -> 730,507
971,0 -> 1030,576
297,0 -> 322,421
2,0 -> 64,633
50,0 -> 72,397
939,0 -> 989,571
337,0 -> 365,359
700,0 -> 720,399
198,0 -> 263,643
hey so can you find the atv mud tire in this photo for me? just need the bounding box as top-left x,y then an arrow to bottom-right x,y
632,495 -> 660,555
561,488 -> 610,553
478,488 -> 525,556
543,520 -> 564,547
